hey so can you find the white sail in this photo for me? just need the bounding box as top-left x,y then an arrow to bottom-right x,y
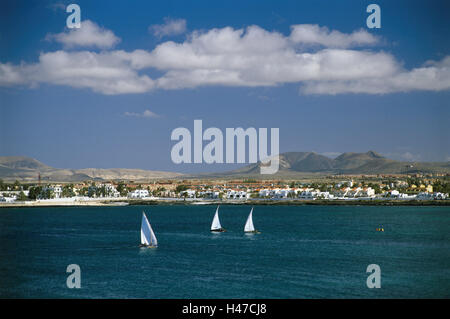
141,212 -> 158,246
244,208 -> 255,232
210,206 -> 222,230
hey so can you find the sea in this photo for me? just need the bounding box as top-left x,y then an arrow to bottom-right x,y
0,205 -> 449,298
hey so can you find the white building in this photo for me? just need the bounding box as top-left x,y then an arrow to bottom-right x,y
346,187 -> 362,198
259,189 -> 271,197
54,185 -> 62,198
275,189 -> 289,199
200,191 -> 220,199
361,187 -> 375,197
180,189 -> 196,198
268,188 -> 281,198
416,192 -> 433,200
333,187 -> 350,198
128,189 -> 149,198
0,196 -> 16,202
415,192 -> 448,200
390,190 -> 400,197
316,191 -> 333,199
298,190 -> 333,200
398,193 -> 416,199
0,190 -> 29,197
227,190 -> 249,199
433,192 -> 448,199
104,184 -> 120,197
298,191 -> 317,200
41,185 -> 62,198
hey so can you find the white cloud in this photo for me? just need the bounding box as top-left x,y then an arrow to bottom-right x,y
0,50 -> 154,94
0,63 -> 27,86
289,24 -> 378,48
300,56 -> 450,94
116,26 -> 398,89
46,20 -> 121,49
1,23 -> 450,95
124,109 -> 160,118
149,18 -> 187,38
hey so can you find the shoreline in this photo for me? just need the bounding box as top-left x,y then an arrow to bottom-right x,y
1,198 -> 449,208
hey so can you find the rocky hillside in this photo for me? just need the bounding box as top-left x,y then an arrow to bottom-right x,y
212,151 -> 450,177
0,156 -> 184,182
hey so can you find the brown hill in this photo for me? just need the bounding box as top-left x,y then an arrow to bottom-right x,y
0,156 -> 184,182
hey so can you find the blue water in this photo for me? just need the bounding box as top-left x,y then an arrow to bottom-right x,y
0,205 -> 449,298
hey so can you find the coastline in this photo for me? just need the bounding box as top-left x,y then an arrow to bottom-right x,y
1,198 -> 449,208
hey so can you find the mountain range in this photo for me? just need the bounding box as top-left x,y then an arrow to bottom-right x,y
0,156 -> 183,182
213,151 -> 450,178
0,151 -> 449,182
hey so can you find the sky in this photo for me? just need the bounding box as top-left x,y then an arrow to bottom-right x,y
0,0 -> 449,173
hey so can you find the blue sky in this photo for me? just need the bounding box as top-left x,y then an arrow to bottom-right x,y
0,0 -> 449,173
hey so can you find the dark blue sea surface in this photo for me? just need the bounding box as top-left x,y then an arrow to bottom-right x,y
0,205 -> 449,298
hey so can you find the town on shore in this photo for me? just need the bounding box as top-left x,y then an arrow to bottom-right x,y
1,173 -> 449,207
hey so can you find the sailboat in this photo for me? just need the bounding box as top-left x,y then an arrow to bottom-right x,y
140,212 -> 158,247
244,207 -> 260,233
210,206 -> 226,232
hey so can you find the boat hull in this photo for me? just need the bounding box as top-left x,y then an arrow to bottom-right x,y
211,228 -> 226,232
139,244 -> 157,248
245,230 -> 260,234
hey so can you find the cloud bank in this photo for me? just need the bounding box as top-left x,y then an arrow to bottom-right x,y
1,22 -> 449,95
289,24 -> 378,48
46,20 -> 121,49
